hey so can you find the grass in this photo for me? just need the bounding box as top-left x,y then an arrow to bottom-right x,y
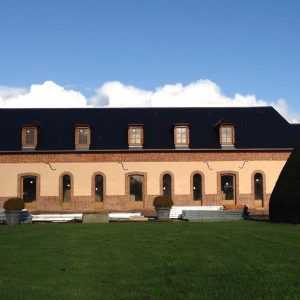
1,221 -> 300,300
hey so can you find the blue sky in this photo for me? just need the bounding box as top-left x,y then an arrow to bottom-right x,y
0,0 -> 300,119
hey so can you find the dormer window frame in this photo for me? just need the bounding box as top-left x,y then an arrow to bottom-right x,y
174,124 -> 189,148
128,125 -> 144,148
75,125 -> 91,150
22,125 -> 38,149
219,124 -> 235,147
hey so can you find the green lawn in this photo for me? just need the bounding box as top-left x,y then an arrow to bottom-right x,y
1,221 -> 300,300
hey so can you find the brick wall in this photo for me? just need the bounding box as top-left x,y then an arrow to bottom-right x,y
0,193 -> 271,212
0,150 -> 286,212
0,150 -> 291,163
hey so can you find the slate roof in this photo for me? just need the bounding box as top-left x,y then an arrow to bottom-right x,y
0,107 -> 299,152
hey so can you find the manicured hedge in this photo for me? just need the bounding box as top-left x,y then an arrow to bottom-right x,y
3,197 -> 24,211
269,142 -> 300,223
153,196 -> 174,208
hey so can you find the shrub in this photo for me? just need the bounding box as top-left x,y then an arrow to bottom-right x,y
269,142 -> 300,223
153,196 -> 174,208
3,197 -> 25,211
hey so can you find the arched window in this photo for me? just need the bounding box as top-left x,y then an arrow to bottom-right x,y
193,173 -> 202,201
95,174 -> 104,202
22,176 -> 37,202
254,173 -> 263,200
162,174 -> 172,200
62,174 -> 71,202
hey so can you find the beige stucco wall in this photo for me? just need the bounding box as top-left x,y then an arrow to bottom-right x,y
0,160 -> 286,197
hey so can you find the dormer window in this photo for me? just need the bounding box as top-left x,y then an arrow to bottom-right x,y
220,125 -> 235,147
22,126 -> 37,149
128,125 -> 143,148
174,125 -> 189,148
75,126 -> 91,149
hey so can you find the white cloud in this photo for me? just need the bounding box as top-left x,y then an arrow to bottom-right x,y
0,79 -> 298,122
0,86 -> 27,100
89,81 -> 152,107
89,79 -> 298,122
0,81 -> 88,108
90,80 -> 270,108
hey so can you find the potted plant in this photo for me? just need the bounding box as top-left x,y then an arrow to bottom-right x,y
153,196 -> 174,221
242,205 -> 249,219
3,197 -> 25,225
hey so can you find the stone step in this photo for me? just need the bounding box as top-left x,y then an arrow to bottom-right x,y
182,210 -> 244,221
130,216 -> 148,222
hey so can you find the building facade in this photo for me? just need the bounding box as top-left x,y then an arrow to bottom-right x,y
0,107 -> 299,212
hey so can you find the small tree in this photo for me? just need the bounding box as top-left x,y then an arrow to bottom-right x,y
269,142 -> 300,223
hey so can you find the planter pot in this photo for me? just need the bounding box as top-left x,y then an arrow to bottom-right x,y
155,207 -> 171,221
5,210 -> 22,225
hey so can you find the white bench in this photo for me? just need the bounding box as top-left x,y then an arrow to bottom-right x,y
0,209 -> 5,222
32,213 -> 82,222
170,206 -> 223,219
108,212 -> 141,220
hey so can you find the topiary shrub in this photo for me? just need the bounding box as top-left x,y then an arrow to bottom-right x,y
3,197 -> 25,211
269,142 -> 300,223
153,196 -> 174,208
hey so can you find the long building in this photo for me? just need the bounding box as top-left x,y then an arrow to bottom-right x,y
0,107 -> 299,212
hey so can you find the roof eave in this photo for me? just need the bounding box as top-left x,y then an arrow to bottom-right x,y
0,148 -> 294,154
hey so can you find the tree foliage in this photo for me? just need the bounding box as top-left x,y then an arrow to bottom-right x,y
269,142 -> 300,223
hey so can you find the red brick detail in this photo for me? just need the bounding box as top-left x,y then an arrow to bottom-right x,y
104,195 -> 131,211
203,195 -> 219,206
0,150 -> 291,163
37,196 -> 62,211
0,193 -> 271,213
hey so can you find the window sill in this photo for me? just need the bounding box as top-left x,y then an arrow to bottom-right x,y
192,200 -> 202,206
62,202 -> 71,209
24,202 -> 37,209
22,147 -> 36,151
221,145 -> 235,149
94,202 -> 104,209
175,144 -> 189,149
75,146 -> 90,151
129,201 -> 144,209
128,145 -> 143,149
